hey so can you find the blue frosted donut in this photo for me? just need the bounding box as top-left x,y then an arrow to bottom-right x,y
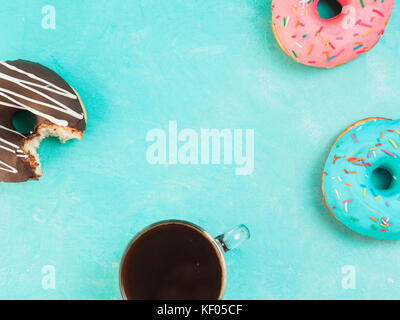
322,118 -> 400,240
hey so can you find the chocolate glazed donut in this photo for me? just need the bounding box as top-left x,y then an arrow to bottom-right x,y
0,60 -> 87,182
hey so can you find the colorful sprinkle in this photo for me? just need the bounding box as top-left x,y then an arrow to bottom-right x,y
381,149 -> 396,157
351,133 -> 357,143
307,44 -> 313,56
389,139 -> 398,149
370,216 -> 379,222
372,9 -> 384,17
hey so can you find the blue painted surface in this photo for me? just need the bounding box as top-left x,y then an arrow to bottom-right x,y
0,0 -> 399,299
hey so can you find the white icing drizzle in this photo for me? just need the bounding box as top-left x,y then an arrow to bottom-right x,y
0,127 -> 27,173
0,61 -> 84,126
0,145 -> 16,153
0,160 -> 18,174
0,61 -> 84,175
0,125 -> 26,138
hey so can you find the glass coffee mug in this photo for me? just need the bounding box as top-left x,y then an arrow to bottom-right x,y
119,220 -> 250,300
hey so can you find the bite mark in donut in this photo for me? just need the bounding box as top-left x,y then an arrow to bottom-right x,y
0,60 -> 87,182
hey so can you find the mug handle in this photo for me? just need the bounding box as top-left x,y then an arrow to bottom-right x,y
215,224 -> 250,252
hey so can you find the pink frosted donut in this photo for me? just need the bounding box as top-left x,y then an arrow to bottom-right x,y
271,0 -> 394,68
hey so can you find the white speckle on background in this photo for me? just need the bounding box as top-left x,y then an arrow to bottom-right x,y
189,45 -> 227,57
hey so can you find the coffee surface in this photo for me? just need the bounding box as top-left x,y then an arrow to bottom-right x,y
121,223 -> 224,300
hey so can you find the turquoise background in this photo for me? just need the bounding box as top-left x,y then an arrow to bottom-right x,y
0,0 -> 399,299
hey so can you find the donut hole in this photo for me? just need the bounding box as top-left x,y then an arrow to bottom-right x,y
317,0 -> 343,19
12,111 -> 37,135
371,167 -> 393,191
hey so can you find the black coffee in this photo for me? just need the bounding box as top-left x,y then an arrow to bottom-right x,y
120,222 -> 224,300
